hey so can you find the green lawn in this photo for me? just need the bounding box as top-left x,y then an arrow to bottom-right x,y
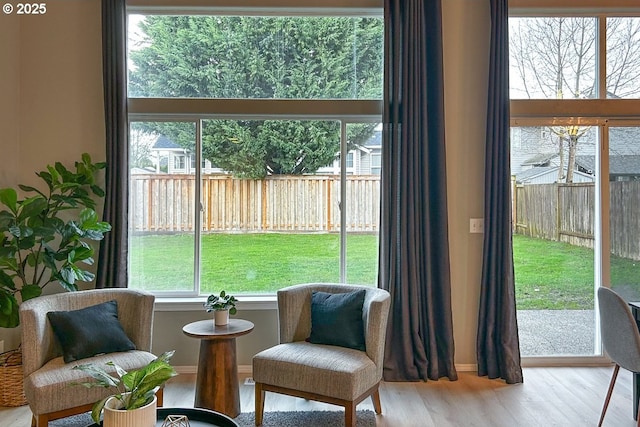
513,234 -> 640,309
130,232 -> 640,309
129,233 -> 378,294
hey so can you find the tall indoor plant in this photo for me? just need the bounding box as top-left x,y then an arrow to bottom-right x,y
0,153 -> 111,328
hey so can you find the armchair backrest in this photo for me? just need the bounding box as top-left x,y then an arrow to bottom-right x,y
277,283 -> 390,374
20,289 -> 155,377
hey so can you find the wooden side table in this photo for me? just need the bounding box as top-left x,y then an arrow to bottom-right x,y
182,318 -> 254,418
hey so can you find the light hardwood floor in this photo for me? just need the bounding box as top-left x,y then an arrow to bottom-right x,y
0,367 -> 636,427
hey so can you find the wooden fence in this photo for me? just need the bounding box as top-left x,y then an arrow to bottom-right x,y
130,174 -> 380,233
514,181 -> 640,260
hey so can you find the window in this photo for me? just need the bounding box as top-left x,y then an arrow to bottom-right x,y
173,155 -> 185,170
509,7 -> 640,359
126,3 -> 383,296
370,153 -> 381,175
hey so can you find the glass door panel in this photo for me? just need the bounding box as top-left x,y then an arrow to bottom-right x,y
511,125 -> 596,356
608,126 -> 640,302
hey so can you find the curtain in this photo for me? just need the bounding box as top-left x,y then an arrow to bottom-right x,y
97,0 -> 129,289
378,0 -> 457,382
476,0 -> 523,384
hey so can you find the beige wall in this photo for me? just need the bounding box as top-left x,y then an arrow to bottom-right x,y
0,0 -> 491,369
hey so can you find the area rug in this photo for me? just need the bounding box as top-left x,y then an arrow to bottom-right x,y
235,410 -> 376,427
49,410 -> 377,427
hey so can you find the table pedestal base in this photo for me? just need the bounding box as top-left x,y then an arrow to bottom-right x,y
195,338 -> 240,418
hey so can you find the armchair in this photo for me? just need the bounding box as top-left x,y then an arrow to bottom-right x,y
20,289 -> 161,427
252,283 -> 390,427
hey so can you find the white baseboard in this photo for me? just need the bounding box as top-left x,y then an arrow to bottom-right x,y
174,365 -> 253,375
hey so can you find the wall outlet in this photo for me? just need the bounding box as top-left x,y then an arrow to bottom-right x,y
470,218 -> 484,234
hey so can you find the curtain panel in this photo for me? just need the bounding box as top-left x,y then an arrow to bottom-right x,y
476,0 -> 523,384
97,0 -> 129,288
378,0 -> 457,382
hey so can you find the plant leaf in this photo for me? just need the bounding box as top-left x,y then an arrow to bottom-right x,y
20,284 -> 43,301
0,189 -> 18,214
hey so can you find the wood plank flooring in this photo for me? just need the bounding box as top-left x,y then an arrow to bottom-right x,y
0,367 -> 635,427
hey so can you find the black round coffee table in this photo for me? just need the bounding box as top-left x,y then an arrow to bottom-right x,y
87,407 -> 239,427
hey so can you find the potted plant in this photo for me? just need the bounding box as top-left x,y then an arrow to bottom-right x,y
73,350 -> 177,426
203,290 -> 238,326
0,153 -> 111,329
0,153 -> 110,407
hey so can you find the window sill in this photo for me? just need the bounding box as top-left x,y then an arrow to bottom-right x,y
154,295 -> 277,311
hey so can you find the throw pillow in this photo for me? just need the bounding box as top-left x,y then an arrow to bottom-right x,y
308,289 -> 366,351
47,300 -> 136,363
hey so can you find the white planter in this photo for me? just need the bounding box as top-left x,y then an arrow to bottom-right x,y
214,309 -> 229,326
103,393 -> 157,427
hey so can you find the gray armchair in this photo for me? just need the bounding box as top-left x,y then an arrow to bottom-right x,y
252,283 -> 391,427
20,289 -> 161,427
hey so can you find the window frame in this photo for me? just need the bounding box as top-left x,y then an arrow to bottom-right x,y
126,3 -> 384,297
509,4 -> 640,364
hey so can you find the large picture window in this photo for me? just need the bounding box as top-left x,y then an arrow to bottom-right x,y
126,6 -> 383,296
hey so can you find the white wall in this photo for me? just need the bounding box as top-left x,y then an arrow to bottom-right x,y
0,0 -> 491,369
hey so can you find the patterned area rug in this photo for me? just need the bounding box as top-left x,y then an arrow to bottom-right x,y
49,409 -> 377,427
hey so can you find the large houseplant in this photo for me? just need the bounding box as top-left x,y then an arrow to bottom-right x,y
0,153 -> 111,328
73,350 -> 177,424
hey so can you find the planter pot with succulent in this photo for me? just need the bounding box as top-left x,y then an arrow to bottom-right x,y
73,350 -> 177,426
0,154 -> 110,406
204,290 -> 237,326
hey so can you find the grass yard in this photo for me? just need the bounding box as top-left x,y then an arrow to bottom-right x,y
129,233 -> 378,294
129,232 -> 640,309
513,234 -> 640,309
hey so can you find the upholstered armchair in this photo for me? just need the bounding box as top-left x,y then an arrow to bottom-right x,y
20,289 -> 161,427
253,283 -> 391,427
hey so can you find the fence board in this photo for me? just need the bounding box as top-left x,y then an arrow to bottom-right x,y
515,181 -> 640,260
130,174 -> 380,234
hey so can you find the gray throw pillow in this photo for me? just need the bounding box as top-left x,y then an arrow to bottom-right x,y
308,289 -> 366,351
47,300 -> 136,363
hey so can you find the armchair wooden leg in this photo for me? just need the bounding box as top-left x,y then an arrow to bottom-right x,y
34,414 -> 48,427
599,364 -> 620,427
157,387 -> 164,407
371,387 -> 382,414
345,401 -> 356,427
255,382 -> 265,426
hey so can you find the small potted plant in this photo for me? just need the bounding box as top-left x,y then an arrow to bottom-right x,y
72,350 -> 177,426
203,290 -> 237,326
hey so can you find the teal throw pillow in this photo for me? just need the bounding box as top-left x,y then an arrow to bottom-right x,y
308,289 -> 366,351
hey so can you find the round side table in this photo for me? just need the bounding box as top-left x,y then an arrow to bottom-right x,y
182,318 -> 254,418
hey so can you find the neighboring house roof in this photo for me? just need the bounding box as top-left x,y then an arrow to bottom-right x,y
152,135 -> 183,151
130,167 -> 156,174
364,130 -> 382,148
515,166 -> 558,182
576,155 -> 640,176
522,152 -> 557,166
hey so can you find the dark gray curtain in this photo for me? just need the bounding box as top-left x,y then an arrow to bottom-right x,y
476,0 -> 523,384
97,0 -> 128,289
378,0 -> 457,382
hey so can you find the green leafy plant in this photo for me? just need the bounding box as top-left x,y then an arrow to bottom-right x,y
0,153 -> 111,328
203,290 -> 237,314
73,350 -> 177,423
